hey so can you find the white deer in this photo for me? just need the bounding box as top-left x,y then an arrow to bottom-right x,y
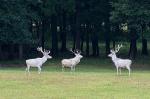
108,44 -> 132,76
61,49 -> 83,71
26,47 -> 52,74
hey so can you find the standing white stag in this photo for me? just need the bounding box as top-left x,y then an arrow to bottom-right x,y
26,47 -> 52,74
108,44 -> 132,76
61,49 -> 83,71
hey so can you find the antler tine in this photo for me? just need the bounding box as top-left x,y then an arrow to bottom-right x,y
37,47 -> 42,51
76,49 -> 81,54
45,49 -> 50,54
69,48 -> 76,54
115,44 -> 123,53
37,47 -> 45,54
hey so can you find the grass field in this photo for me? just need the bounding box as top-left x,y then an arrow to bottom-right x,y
0,58 -> 150,99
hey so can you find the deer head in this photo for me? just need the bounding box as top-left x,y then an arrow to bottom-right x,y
37,47 -> 52,59
108,44 -> 123,58
70,49 -> 83,59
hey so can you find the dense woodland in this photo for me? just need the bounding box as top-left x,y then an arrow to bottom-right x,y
0,0 -> 150,60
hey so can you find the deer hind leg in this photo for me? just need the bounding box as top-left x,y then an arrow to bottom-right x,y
126,66 -> 131,76
119,68 -> 121,75
116,67 -> 119,75
62,65 -> 64,72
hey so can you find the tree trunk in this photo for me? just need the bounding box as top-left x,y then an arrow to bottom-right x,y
9,44 -> 15,60
141,24 -> 148,55
142,38 -> 148,55
105,39 -> 110,55
86,25 -> 90,56
61,9 -> 67,52
19,44 -> 23,59
41,18 -> 46,49
75,0 -> 81,50
51,14 -> 58,56
128,39 -> 137,59
80,28 -> 84,52
91,26 -> 99,57
0,43 -> 2,59
113,40 -> 116,50
37,21 -> 41,46
104,0 -> 111,56
69,13 -> 76,50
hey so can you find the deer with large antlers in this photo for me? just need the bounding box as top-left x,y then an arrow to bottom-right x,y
61,49 -> 83,71
26,47 -> 52,74
108,44 -> 132,76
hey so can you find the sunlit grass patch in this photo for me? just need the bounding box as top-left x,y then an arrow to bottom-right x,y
0,58 -> 150,99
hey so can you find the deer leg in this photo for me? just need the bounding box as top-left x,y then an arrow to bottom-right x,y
73,66 -> 75,71
119,68 -> 121,75
116,67 -> 119,75
26,65 -> 30,73
38,66 -> 41,74
71,66 -> 73,71
62,65 -> 64,72
127,66 -> 131,76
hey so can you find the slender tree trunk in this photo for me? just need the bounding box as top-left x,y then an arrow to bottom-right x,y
141,24 -> 148,55
61,9 -> 67,52
86,24 -> 90,56
19,44 -> 23,59
51,14 -> 58,56
69,14 -> 76,50
41,18 -> 46,49
142,38 -> 148,55
91,26 -> 99,56
104,0 -> 111,56
113,40 -> 116,50
37,21 -> 41,46
128,39 -> 137,59
9,44 -> 15,60
0,43 -> 2,59
75,0 -> 81,50
75,19 -> 81,50
80,28 -> 84,52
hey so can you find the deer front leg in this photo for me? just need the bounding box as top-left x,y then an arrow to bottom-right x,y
38,66 -> 41,74
73,66 -> 75,71
119,68 -> 121,75
62,65 -> 64,72
71,66 -> 74,71
26,65 -> 30,73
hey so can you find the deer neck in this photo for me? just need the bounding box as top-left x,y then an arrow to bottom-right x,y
41,56 -> 47,63
74,56 -> 81,62
112,54 -> 118,62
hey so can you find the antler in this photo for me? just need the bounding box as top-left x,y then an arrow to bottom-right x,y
45,50 -> 51,54
69,48 -> 76,54
115,44 -> 123,53
76,49 -> 81,54
37,47 -> 44,54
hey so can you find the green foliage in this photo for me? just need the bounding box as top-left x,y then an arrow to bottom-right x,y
0,0 -> 40,44
41,0 -> 75,16
110,0 -> 150,40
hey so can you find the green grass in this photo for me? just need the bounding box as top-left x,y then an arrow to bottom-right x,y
0,58 -> 150,99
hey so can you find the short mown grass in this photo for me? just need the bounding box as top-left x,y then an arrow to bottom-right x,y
0,58 -> 150,99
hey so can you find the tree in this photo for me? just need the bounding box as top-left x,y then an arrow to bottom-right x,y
0,0 -> 41,59
110,0 -> 150,58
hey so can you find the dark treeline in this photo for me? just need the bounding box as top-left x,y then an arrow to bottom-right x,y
0,0 -> 150,60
